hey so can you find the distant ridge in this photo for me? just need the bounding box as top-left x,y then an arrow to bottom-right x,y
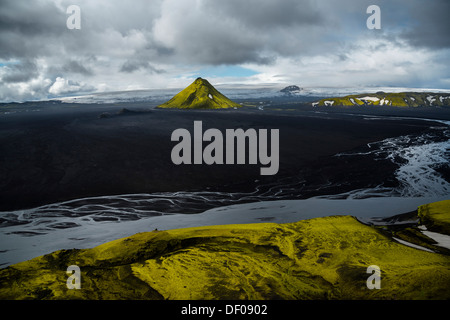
157,78 -> 241,109
280,85 -> 302,94
313,92 -> 450,107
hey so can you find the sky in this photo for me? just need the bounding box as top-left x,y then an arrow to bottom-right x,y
0,0 -> 449,102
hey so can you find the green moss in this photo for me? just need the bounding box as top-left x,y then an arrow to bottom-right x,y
315,92 -> 450,107
392,227 -> 450,254
157,78 -> 241,109
1,206 -> 450,300
418,200 -> 450,235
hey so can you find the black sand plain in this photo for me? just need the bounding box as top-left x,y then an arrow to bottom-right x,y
1,101 -> 449,212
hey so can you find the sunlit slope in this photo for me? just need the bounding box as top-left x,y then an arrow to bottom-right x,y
314,92 -> 450,107
419,200 -> 450,235
1,202 -> 449,300
157,77 -> 241,109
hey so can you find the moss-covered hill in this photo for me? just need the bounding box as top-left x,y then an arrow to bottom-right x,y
313,92 -> 450,107
0,201 -> 449,300
419,200 -> 450,235
157,78 -> 241,109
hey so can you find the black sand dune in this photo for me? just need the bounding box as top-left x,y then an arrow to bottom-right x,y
0,103 -> 447,211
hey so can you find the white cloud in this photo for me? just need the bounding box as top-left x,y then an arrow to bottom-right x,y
244,37 -> 450,89
0,75 -> 53,102
48,77 -> 94,96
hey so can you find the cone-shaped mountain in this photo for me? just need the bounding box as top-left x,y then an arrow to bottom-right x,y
157,78 -> 241,109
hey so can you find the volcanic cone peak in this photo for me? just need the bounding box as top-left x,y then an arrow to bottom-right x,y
157,77 -> 241,109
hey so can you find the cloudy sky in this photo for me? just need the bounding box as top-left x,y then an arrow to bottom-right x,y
1,0 -> 449,102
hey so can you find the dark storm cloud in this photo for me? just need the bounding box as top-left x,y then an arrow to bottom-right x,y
0,1 -> 64,36
0,1 -> 66,59
0,0 -> 449,102
62,60 -> 93,76
340,0 -> 450,50
120,60 -> 165,74
206,0 -> 322,29
45,56 -> 98,80
1,0 -> 448,66
153,0 -> 330,65
1,60 -> 39,83
400,0 -> 450,49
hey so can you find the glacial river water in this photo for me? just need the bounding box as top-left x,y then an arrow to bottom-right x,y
0,117 -> 449,266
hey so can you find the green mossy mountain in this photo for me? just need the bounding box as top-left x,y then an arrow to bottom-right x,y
314,92 -> 450,107
157,78 -> 241,109
1,200 -> 449,300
